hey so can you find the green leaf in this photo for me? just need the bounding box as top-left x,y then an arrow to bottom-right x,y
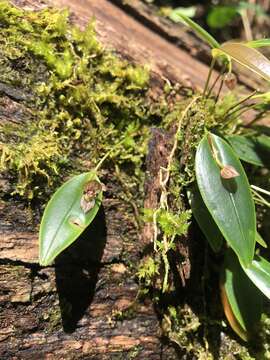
218,42 -> 270,82
189,186 -> 265,251
176,13 -> 220,49
245,39 -> 270,48
226,134 -> 270,167
39,171 -> 102,266
243,255 -> 270,299
221,249 -> 262,341
207,6 -> 238,29
188,187 -> 223,252
256,232 -> 267,248
195,133 -> 256,266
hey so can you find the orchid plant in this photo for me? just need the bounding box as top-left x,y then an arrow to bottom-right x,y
39,13 -> 270,341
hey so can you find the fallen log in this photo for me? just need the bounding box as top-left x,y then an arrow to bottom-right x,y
0,1 -> 264,359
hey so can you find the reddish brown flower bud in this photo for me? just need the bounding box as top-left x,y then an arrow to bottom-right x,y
224,73 -> 237,90
220,165 -> 240,179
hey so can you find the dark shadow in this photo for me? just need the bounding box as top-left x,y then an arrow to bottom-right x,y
253,140 -> 270,167
182,224 -> 223,360
253,125 -> 270,137
55,205 -> 107,333
154,222 -> 224,360
221,177 -> 237,193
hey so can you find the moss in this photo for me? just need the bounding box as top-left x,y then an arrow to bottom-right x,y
0,1 -> 153,200
0,1 -> 267,358
43,305 -> 62,332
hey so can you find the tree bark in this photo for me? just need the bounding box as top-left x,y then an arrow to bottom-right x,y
0,1 -> 261,359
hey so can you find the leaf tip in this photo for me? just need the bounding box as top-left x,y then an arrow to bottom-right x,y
220,282 -> 249,342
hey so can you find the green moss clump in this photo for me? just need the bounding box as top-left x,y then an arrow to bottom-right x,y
0,1 -> 152,199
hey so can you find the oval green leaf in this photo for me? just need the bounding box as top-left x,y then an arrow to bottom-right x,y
226,134 -> 270,167
188,187 -> 223,252
219,42 -> 270,82
189,186 -> 264,251
242,255 -> 270,299
39,171 -> 103,266
221,249 -> 262,340
195,133 -> 256,266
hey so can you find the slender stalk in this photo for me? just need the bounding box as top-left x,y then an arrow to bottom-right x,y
226,102 -> 256,119
95,136 -> 128,171
203,58 -> 216,98
214,75 -> 224,104
226,90 -> 257,115
251,185 -> 270,197
246,110 -> 267,127
206,65 -> 226,99
160,96 -> 201,188
252,189 -> 270,208
226,103 -> 257,124
240,8 -> 253,41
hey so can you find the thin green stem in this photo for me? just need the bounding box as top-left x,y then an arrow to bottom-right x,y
214,74 -> 224,104
226,102 -> 256,118
226,103 -> 257,124
252,189 -> 270,208
251,185 -> 270,197
206,65 -> 226,99
246,110 -> 267,127
95,137 -> 128,171
203,58 -> 216,98
226,90 -> 257,115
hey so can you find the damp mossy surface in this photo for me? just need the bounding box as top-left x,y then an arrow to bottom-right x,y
1,1 -> 270,359
0,0 -> 155,200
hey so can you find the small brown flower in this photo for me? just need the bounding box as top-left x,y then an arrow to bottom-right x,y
224,73 -> 237,90
80,180 -> 105,213
220,165 -> 240,179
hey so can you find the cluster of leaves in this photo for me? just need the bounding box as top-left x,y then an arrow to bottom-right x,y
178,14 -> 270,341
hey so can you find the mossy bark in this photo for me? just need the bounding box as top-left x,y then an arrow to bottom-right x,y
0,1 -> 266,359
0,1 -> 179,358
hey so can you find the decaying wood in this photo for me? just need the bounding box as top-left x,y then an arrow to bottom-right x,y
0,174 -> 171,359
0,2 -> 193,358
142,128 -> 173,247
110,0 -> 265,92
1,0 -> 262,358
46,0 -> 219,90
141,128 -> 191,287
